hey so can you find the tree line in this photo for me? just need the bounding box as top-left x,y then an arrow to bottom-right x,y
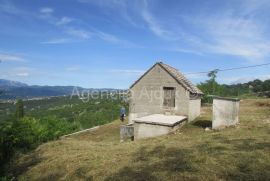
197,70 -> 270,103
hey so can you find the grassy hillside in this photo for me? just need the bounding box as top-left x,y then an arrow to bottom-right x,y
9,99 -> 270,180
0,95 -> 127,177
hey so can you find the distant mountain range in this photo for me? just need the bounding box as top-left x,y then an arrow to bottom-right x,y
0,79 -> 122,100
0,79 -> 28,87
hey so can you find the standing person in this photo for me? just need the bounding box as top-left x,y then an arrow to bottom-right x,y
120,107 -> 126,122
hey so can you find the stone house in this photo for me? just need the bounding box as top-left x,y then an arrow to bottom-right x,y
128,62 -> 203,124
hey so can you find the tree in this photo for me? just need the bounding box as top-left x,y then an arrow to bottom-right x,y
262,79 -> 270,92
15,99 -> 24,119
207,69 -> 219,95
201,69 -> 219,95
197,69 -> 222,103
207,69 -> 219,80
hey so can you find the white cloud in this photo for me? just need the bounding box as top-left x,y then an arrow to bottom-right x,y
78,0 -> 127,8
0,1 -> 21,14
38,9 -> 88,40
188,15 -> 270,61
141,1 -> 174,41
41,38 -> 70,44
7,67 -> 34,78
77,0 -> 142,28
40,7 -> 54,14
142,11 -> 167,38
13,67 -> 33,72
65,66 -> 81,72
37,4 -> 137,46
109,69 -> 145,75
56,17 -> 73,26
66,28 -> 91,39
171,48 -> 204,56
16,72 -> 29,77
97,31 -> 120,43
0,53 -> 25,62
95,30 -> 142,47
138,0 -> 270,61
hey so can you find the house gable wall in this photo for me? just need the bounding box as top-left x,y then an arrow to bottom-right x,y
129,64 -> 190,123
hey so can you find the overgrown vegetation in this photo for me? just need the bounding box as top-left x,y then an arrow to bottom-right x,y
15,99 -> 24,119
0,95 -> 127,177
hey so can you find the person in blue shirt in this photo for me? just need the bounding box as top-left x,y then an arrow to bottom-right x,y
120,107 -> 126,122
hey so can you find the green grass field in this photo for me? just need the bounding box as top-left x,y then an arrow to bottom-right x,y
10,99 -> 270,180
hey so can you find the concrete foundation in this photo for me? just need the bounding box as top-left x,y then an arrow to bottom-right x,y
133,114 -> 187,140
212,96 -> 240,130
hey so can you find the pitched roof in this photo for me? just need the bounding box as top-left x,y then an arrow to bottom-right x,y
130,62 -> 203,95
159,62 -> 203,94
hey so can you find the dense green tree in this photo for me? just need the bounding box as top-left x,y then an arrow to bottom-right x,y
15,99 -> 24,119
262,80 -> 270,92
197,69 -> 220,103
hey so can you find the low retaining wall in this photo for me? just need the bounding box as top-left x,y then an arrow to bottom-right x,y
60,126 -> 99,139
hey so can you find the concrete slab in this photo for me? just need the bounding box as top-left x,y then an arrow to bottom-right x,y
134,114 -> 187,127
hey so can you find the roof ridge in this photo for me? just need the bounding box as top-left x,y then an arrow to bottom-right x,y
130,62 -> 203,95
159,62 -> 203,94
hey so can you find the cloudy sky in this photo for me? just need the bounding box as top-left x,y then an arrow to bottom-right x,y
0,0 -> 270,88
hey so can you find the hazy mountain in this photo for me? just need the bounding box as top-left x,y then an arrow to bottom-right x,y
0,79 -> 28,87
0,79 -> 122,100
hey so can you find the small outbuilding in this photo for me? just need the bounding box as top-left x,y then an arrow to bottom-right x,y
127,62 -> 203,139
129,62 -> 203,123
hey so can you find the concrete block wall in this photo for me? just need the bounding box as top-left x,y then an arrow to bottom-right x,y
129,64 -> 190,124
212,97 -> 240,129
188,98 -> 201,121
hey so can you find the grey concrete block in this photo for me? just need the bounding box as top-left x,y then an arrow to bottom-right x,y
120,124 -> 134,142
